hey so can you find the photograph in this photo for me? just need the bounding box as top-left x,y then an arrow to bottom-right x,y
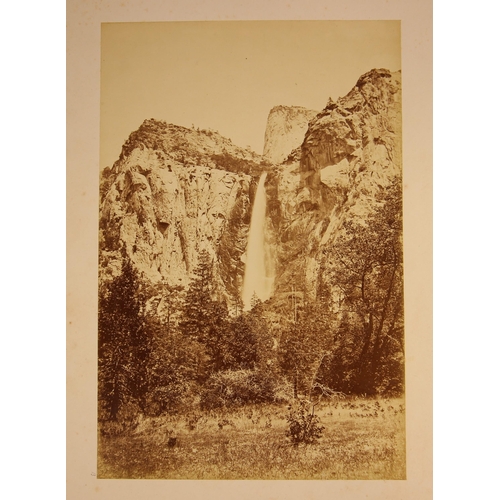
97,20 -> 405,480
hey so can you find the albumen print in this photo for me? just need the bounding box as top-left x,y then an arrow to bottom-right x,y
98,21 -> 405,479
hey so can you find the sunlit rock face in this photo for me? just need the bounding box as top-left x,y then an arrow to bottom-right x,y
99,120 -> 262,304
99,68 -> 402,310
299,68 -> 402,199
262,106 -> 318,165
265,69 -> 402,304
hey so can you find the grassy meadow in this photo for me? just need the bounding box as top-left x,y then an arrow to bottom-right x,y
98,397 -> 406,480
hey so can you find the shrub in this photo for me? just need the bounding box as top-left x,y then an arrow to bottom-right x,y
200,369 -> 276,409
285,399 -> 325,445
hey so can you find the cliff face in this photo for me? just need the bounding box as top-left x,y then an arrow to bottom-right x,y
99,120 -> 262,302
262,106 -> 318,165
99,68 -> 402,310
300,68 -> 401,199
265,69 -> 402,302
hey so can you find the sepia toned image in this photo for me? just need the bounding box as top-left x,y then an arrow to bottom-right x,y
97,21 -> 405,480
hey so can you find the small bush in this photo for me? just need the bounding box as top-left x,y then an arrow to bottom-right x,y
285,399 -> 325,445
200,370 -> 276,410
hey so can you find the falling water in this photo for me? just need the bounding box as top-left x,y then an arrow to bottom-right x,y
242,172 -> 274,310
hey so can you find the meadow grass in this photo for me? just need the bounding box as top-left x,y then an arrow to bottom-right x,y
98,397 -> 405,479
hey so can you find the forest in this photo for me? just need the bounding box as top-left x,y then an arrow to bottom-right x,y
98,176 -> 404,424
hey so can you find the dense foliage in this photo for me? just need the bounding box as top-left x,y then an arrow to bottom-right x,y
98,177 -> 404,424
317,177 -> 405,395
98,256 -> 150,420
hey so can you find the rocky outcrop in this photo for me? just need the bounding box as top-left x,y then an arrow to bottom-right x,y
299,68 -> 401,207
99,68 -> 402,311
266,69 -> 402,303
99,120 -> 262,302
262,106 -> 318,164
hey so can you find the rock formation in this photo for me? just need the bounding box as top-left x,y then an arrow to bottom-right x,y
265,68 -> 402,304
99,120 -> 262,304
262,106 -> 318,165
99,68 -> 402,311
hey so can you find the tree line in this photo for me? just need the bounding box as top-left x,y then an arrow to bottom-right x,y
98,177 -> 404,421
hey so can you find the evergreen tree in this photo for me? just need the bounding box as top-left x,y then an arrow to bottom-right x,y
155,280 -> 185,330
204,300 -> 231,372
247,298 -> 276,370
98,256 -> 150,420
179,249 -> 232,377
145,315 -> 200,415
224,313 -> 258,370
250,292 -> 261,310
179,249 -> 214,343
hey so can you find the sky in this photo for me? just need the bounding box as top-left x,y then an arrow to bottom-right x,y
100,21 -> 401,169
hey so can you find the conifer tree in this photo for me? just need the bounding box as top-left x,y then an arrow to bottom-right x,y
98,255 -> 150,420
225,313 -> 258,370
179,249 -> 214,343
179,249 -> 233,377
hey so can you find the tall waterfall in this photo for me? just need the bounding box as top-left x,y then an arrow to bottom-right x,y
242,172 -> 274,310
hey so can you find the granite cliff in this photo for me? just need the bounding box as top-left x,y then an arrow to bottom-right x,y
262,106 -> 318,164
265,68 -> 402,304
99,120 -> 262,303
99,68 -> 402,310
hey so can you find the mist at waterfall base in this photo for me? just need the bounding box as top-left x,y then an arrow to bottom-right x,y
242,172 -> 275,311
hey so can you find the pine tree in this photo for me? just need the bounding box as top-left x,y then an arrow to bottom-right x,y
145,315 -> 200,415
203,300 -> 231,372
250,292 -> 262,310
179,249 -> 231,377
98,256 -> 150,420
277,308 -> 334,399
224,313 -> 258,370
179,249 -> 214,343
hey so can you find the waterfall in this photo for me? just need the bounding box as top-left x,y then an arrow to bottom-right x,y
242,172 -> 274,310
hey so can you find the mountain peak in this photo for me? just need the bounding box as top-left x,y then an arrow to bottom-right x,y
262,105 -> 318,164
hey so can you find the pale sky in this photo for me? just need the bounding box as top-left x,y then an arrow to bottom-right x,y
101,21 -> 401,169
